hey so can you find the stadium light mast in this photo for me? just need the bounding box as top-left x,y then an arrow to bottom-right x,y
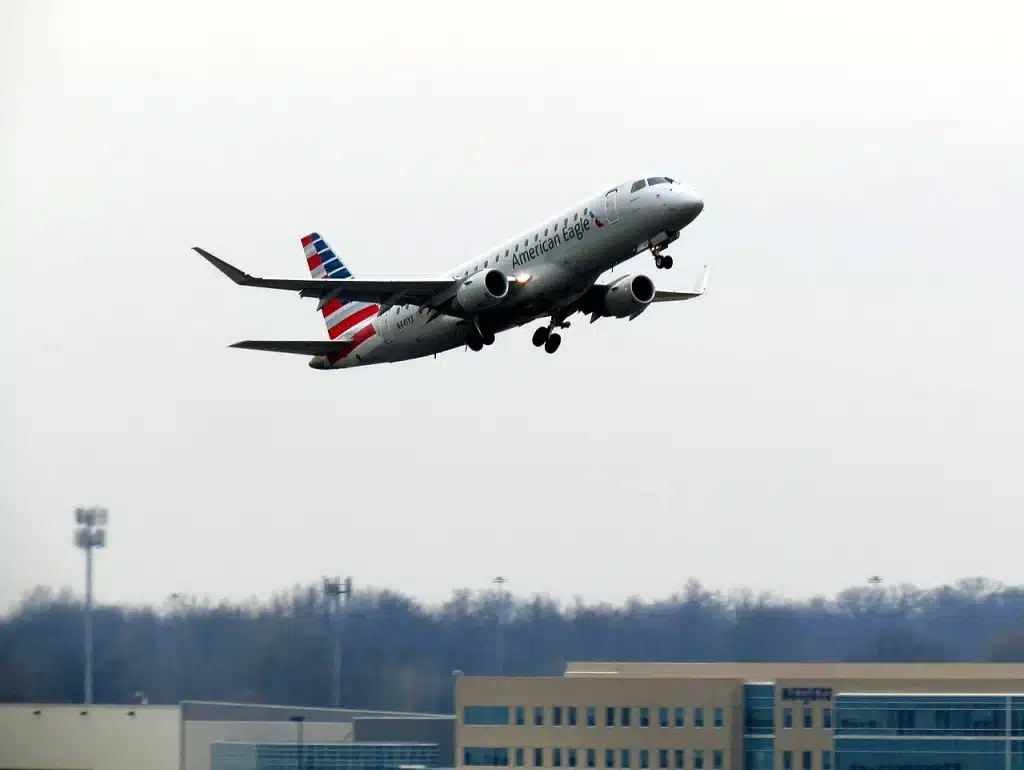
74,506 -> 108,705
323,576 -> 352,707
492,576 -> 508,675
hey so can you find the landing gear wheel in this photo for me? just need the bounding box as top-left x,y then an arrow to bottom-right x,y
654,255 -> 664,269
663,255 -> 674,269
532,326 -> 549,347
544,333 -> 562,354
468,337 -> 483,352
482,330 -> 495,346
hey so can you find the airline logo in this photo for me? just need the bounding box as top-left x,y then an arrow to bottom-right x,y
301,233 -> 379,360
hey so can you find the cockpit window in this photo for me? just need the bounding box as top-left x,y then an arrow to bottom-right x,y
631,180 -> 647,193
647,177 -> 669,186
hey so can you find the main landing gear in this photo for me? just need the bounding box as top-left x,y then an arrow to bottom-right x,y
652,245 -> 674,270
532,317 -> 570,354
467,322 -> 495,352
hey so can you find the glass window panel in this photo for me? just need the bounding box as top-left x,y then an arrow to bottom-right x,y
465,706 -> 511,725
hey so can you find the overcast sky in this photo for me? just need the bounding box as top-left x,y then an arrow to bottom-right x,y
3,0 -> 1022,613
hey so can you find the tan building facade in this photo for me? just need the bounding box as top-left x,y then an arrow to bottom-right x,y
456,663 -> 1024,770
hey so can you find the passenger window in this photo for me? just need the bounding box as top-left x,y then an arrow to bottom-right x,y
534,234 -> 538,242
573,213 -> 578,221
544,228 -> 548,236
647,177 -> 669,186
631,180 -> 646,192
564,218 -> 568,226
505,249 -> 509,256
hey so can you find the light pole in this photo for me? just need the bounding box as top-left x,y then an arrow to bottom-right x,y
74,506 -> 108,705
289,715 -> 306,770
492,577 -> 507,675
323,576 -> 352,708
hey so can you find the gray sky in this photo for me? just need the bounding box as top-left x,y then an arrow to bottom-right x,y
3,0 -> 1023,613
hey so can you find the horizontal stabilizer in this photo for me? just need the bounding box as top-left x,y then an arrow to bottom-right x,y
652,265 -> 710,302
229,340 -> 354,355
194,247 -> 455,304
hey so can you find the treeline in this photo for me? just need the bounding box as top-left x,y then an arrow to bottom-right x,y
3,578 -> 1024,711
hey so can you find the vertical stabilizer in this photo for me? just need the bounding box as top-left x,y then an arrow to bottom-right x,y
300,232 -> 378,340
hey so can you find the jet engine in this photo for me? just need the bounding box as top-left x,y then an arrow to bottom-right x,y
454,268 -> 510,314
599,273 -> 656,318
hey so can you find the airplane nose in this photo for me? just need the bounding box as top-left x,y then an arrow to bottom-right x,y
672,189 -> 704,228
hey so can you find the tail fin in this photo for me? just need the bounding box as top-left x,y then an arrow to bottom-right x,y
301,232 -> 379,340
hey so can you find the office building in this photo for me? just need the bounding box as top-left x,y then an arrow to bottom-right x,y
456,662 -> 1024,770
0,700 -> 455,770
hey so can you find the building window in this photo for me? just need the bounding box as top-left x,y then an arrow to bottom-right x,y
659,707 -> 669,727
659,750 -> 669,769
587,707 -> 596,727
822,752 -> 833,770
783,708 -> 793,729
554,707 -> 563,727
714,708 -> 723,728
569,749 -> 578,768
554,749 -> 562,767
587,750 -> 597,768
674,750 -> 684,770
516,749 -> 525,767
535,707 -> 545,726
622,750 -> 631,768
783,752 -> 792,770
674,707 -> 685,727
465,706 -> 511,725
802,752 -> 811,770
465,748 -> 511,766
694,708 -> 704,728
694,750 -> 704,770
641,750 -> 650,769
516,706 -> 525,726
535,749 -> 544,767
606,707 -> 615,727
622,707 -> 632,727
822,708 -> 833,729
713,751 -> 723,770
569,707 -> 578,727
803,706 -> 812,729
606,749 -> 616,768
640,707 -> 649,727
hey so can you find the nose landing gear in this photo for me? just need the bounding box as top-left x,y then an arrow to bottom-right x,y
652,245 -> 674,270
532,316 -> 570,354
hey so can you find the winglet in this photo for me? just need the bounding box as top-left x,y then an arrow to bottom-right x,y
695,264 -> 710,295
193,247 -> 255,286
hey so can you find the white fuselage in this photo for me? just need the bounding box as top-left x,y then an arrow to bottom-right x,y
321,176 -> 703,368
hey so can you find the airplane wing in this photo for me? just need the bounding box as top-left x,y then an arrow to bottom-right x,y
194,247 -> 456,305
652,265 -> 710,302
228,340 -> 354,355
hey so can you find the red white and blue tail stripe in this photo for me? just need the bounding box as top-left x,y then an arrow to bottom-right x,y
301,232 -> 379,342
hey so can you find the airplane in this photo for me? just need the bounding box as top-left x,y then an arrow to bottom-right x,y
195,174 -> 707,370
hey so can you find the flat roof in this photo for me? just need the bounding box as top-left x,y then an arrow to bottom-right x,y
564,663 -> 1024,679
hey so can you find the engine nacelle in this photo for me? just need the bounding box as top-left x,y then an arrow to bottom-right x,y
601,273 -> 656,318
454,268 -> 509,314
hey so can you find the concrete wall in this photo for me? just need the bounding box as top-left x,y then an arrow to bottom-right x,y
354,716 -> 457,768
0,704 -> 180,770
